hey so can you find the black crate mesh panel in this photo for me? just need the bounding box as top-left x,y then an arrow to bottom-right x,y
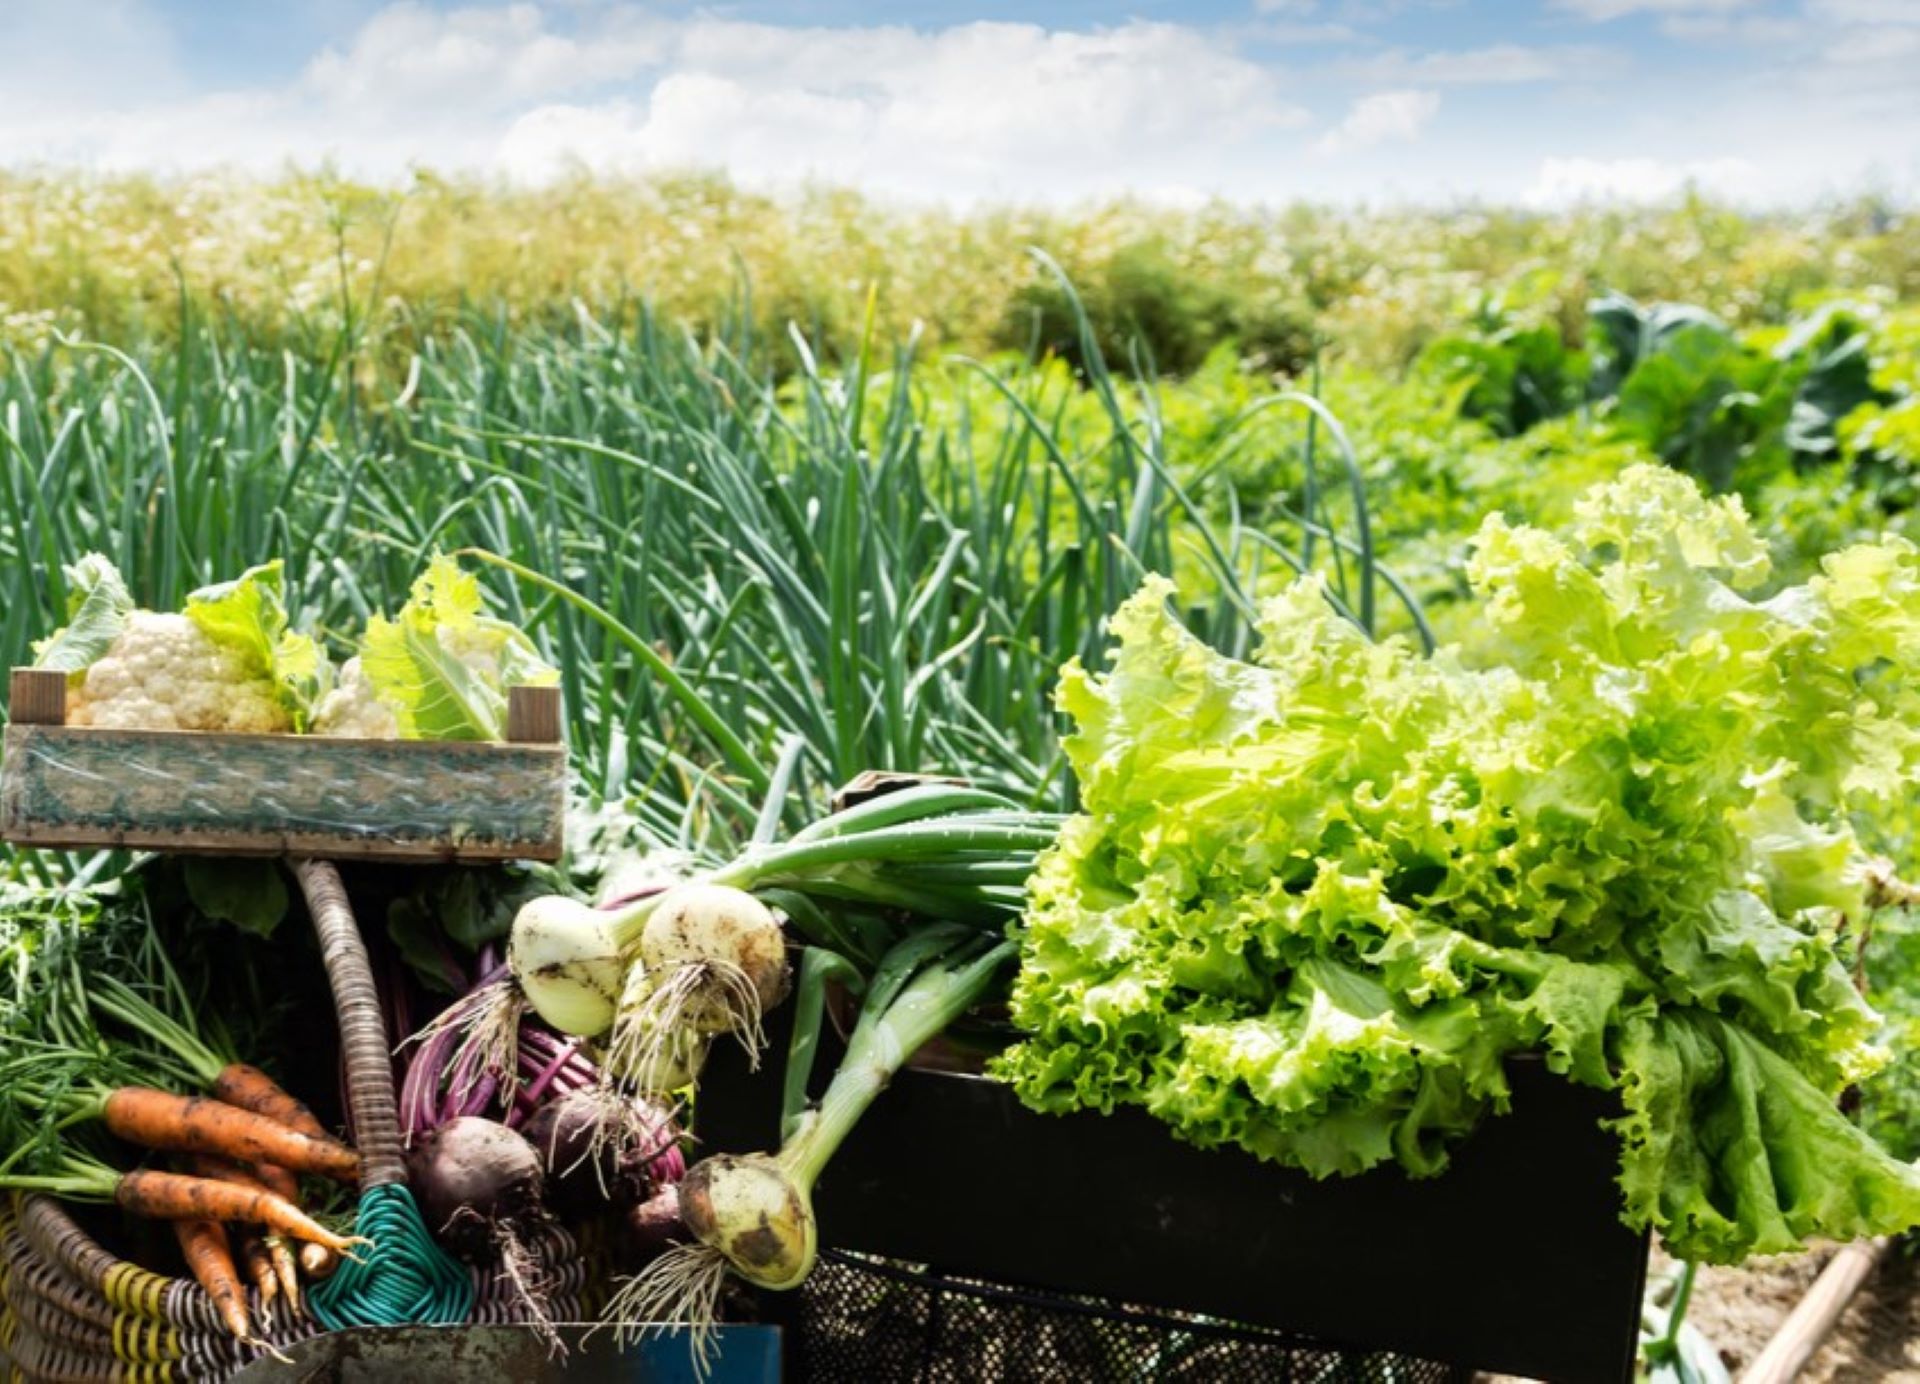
787,1251 -> 1472,1384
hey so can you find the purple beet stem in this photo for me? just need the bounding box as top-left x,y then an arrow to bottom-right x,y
400,992 -> 601,1138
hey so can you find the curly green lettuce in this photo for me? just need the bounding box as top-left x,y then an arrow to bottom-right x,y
998,464 -> 1920,1263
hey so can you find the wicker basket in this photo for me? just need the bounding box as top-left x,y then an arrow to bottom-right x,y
0,1194 -> 600,1383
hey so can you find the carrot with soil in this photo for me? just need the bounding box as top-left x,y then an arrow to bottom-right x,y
173,1218 -> 250,1341
208,1064 -> 334,1144
0,1048 -> 358,1182
98,1088 -> 359,1180
245,1158 -> 301,1206
236,1227 -> 278,1324
190,1155 -> 304,1314
298,1242 -> 338,1281
88,972 -> 353,1159
0,1154 -> 363,1253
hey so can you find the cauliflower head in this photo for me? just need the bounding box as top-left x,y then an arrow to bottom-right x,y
311,656 -> 400,740
69,611 -> 291,733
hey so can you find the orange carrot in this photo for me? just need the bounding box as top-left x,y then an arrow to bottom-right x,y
198,1152 -> 301,1207
185,1156 -> 303,1315
187,1153 -> 274,1196
237,1228 -> 278,1322
114,1170 -> 365,1254
268,1236 -> 302,1317
173,1219 -> 249,1341
208,1063 -> 342,1150
297,1241 -> 339,1281
102,1089 -> 360,1183
253,1162 -> 300,1204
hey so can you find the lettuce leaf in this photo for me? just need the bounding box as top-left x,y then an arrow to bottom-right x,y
185,560 -> 330,731
1000,464 -> 1920,1264
1611,1011 -> 1920,1262
33,553 -> 135,674
360,556 -> 557,741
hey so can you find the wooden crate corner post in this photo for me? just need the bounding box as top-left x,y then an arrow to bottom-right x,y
8,668 -> 67,726
507,684 -> 563,745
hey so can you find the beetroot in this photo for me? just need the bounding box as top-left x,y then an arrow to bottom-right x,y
521,1087 -> 686,1218
618,1184 -> 688,1270
407,1116 -> 551,1261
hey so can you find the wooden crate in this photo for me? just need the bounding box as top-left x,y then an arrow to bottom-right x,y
1,668 -> 565,862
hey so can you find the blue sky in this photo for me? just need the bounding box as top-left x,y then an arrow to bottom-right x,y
3,0 -> 1916,206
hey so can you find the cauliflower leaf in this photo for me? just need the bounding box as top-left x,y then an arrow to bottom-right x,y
360,556 -> 557,741
33,553 -> 135,674
185,560 -> 330,732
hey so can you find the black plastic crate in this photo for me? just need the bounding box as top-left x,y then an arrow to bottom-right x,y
781,1248 -> 1471,1383
697,1024 -> 1649,1384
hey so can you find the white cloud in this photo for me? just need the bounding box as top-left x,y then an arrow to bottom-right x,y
1658,14 -> 1806,39
0,1 -> 672,175
1316,89 -> 1440,155
1805,0 -> 1920,20
1344,43 -> 1610,83
300,2 -> 666,110
501,19 -> 1308,200
1524,155 -> 1757,205
1823,24 -> 1920,59
0,6 -> 1308,202
1,0 -> 1916,208
1552,0 -> 1758,18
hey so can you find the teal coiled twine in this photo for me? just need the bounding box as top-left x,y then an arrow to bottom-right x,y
308,1184 -> 475,1329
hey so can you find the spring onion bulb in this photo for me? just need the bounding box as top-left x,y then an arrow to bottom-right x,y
606,885 -> 789,1085
598,971 -> 712,1097
641,886 -> 789,1032
679,1154 -> 816,1290
606,931 -> 1014,1372
478,791 -> 1059,1113
507,897 -> 627,1038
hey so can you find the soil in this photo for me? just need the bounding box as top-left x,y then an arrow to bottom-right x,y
1487,1241 -> 1918,1381
1659,1242 -> 1919,1380
1647,1244 -> 1827,1375
1803,1248 -> 1920,1382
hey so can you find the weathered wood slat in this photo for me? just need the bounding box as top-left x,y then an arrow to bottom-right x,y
506,685 -> 562,745
1,725 -> 565,862
7,669 -> 66,726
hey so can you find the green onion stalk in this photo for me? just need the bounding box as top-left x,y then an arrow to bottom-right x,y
442,782 -> 1060,1101
601,925 -> 1015,1372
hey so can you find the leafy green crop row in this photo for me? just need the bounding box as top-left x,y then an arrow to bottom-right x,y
5,171 -> 1920,376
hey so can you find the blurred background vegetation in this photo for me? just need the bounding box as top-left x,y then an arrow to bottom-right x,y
4,170 -> 1917,374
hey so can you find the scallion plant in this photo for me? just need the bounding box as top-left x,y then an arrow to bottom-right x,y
601,924 -> 1015,1371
